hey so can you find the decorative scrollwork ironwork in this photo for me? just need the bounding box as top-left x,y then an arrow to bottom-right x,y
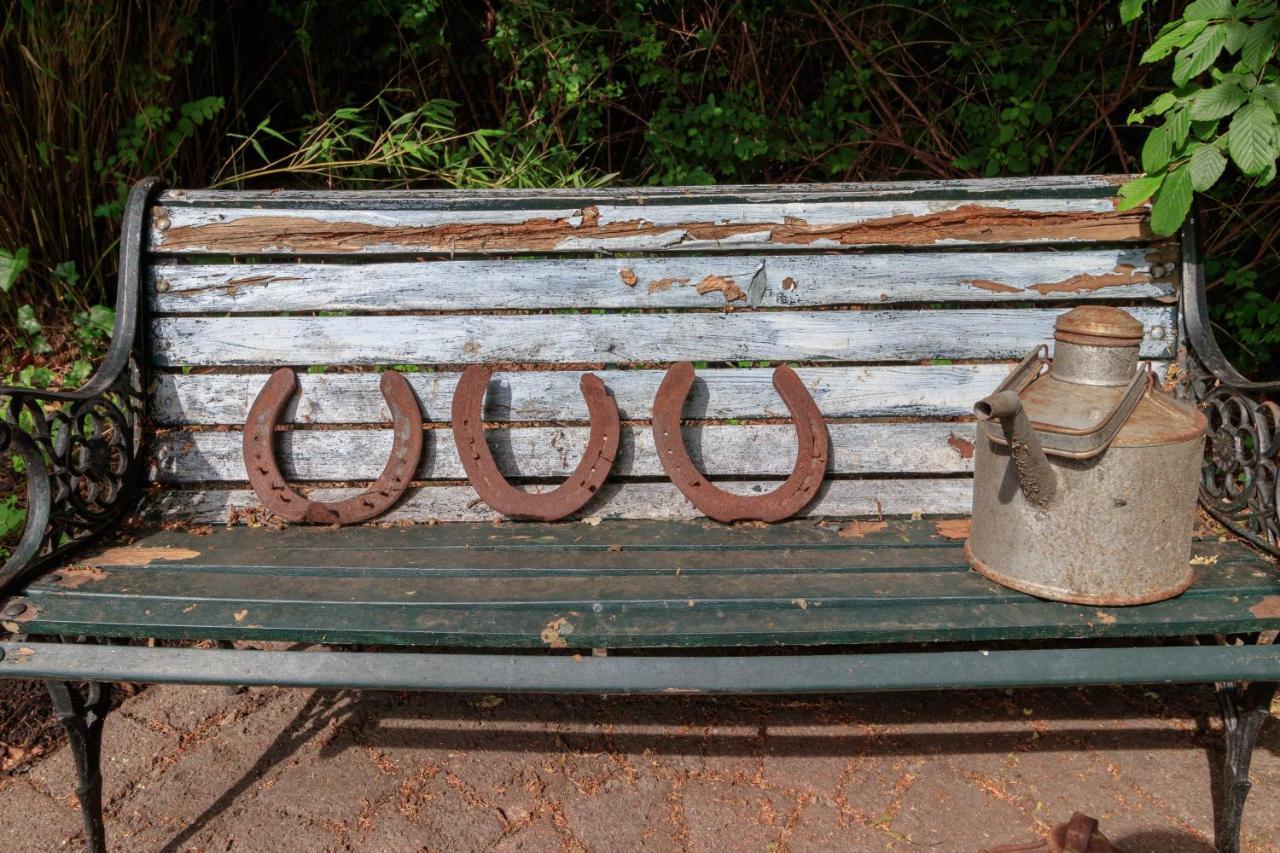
1181,214 -> 1280,557
0,178 -> 160,594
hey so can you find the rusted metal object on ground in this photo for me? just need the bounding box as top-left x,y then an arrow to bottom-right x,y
968,306 -> 1206,605
983,809 -> 1116,845
652,362 -> 828,523
986,811 -> 1116,853
244,368 -> 422,523
452,366 -> 619,521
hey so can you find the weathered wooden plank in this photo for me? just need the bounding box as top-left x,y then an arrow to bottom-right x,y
150,363 -> 1172,426
150,308 -> 1177,367
144,478 -> 975,523
156,175 -> 1131,208
149,195 -> 1151,254
151,422 -> 978,483
148,249 -> 1174,313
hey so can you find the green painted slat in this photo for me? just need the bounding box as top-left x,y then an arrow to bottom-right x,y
14,521 -> 1275,649
13,591 -> 1280,648
25,559 -> 1275,604
17,573 -> 1279,649
3,642 -> 1279,693
71,519 -> 1263,565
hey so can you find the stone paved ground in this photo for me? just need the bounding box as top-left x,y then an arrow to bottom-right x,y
1,682 -> 1278,852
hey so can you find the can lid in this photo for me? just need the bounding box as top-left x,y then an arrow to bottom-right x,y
1054,306 -> 1144,347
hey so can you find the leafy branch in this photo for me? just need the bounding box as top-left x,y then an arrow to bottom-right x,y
1119,0 -> 1280,233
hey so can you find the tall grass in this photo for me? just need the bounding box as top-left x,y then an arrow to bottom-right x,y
0,1 -> 223,352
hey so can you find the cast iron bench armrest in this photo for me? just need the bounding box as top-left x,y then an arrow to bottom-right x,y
0,179 -> 159,594
1181,214 -> 1280,556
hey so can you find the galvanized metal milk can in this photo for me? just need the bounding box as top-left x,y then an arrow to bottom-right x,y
967,306 -> 1206,605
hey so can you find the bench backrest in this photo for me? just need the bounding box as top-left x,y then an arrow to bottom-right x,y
141,177 -> 1178,524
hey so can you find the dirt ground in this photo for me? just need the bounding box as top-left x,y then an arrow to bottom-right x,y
0,680 -> 1278,852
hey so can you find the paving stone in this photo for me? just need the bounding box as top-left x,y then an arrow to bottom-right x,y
679,777 -> 797,852
251,726 -> 402,824
559,772 -> 681,850
757,721 -> 857,796
120,683 -> 243,734
0,780 -> 83,852
4,683 -> 1280,851
890,762 -> 1036,850
491,814 -> 568,852
110,687 -> 320,845
26,708 -> 175,805
785,797 -> 889,852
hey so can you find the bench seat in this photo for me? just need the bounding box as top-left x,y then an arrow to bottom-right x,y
8,519 -> 1277,650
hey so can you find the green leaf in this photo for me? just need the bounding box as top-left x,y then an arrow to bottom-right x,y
1191,82 -> 1249,119
1150,166 -> 1194,235
16,303 -> 41,336
1167,105 -> 1193,145
52,260 -> 79,286
0,247 -> 29,293
66,360 -> 93,386
1225,20 -> 1249,53
1121,0 -> 1147,24
1173,25 -> 1230,85
1116,173 -> 1166,211
1190,143 -> 1229,189
1142,20 -> 1207,64
1228,101 -> 1278,174
1142,126 -> 1173,172
1184,0 -> 1234,20
1241,20 -> 1277,72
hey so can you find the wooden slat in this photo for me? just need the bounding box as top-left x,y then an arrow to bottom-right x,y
151,365 -> 1019,425
148,248 -> 1174,313
151,422 -> 977,483
149,192 -> 1151,255
51,558 -> 1273,605
18,520 -> 1277,649
157,175 -> 1131,207
150,308 -> 1177,367
144,478 -> 975,523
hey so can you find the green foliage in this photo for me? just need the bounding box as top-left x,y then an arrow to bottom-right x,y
0,0 -> 224,349
0,495 -> 24,563
1122,0 -> 1280,374
1123,1 -> 1280,234
1207,256 -> 1280,365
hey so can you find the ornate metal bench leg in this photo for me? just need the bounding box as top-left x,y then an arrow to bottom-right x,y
1214,680 -> 1276,853
45,680 -> 112,853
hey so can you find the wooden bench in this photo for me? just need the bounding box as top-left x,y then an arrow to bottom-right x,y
2,176 -> 1278,852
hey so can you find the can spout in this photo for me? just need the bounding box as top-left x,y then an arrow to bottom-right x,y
974,391 -> 1057,507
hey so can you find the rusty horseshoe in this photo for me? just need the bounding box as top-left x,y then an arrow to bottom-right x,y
452,366 -> 619,521
243,368 -> 423,524
652,363 -> 828,523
